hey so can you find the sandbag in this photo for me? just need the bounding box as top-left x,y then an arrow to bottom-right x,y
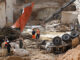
13,49 -> 29,56
62,34 -> 71,43
52,36 -> 62,46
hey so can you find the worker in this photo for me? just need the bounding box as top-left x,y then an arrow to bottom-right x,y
36,28 -> 40,39
5,37 -> 9,43
19,37 -> 23,48
4,40 -> 8,48
7,42 -> 11,55
32,28 -> 36,39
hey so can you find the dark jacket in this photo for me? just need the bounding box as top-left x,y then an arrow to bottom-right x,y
32,31 -> 35,35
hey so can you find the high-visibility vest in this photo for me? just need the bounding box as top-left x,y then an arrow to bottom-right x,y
32,35 -> 36,39
5,42 -> 7,45
36,30 -> 40,34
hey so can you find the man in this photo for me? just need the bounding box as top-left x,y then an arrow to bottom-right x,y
32,28 -> 36,39
7,42 -> 11,55
5,41 -> 8,48
36,29 -> 40,39
5,37 -> 9,43
19,37 -> 23,48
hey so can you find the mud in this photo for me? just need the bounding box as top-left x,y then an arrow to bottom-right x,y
57,45 -> 80,60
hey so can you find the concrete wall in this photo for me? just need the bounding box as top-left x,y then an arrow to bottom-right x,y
74,0 -> 80,24
61,11 -> 78,24
6,0 -> 16,25
0,2 -> 6,28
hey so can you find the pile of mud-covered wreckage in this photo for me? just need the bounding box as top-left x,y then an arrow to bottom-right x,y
0,0 -> 80,60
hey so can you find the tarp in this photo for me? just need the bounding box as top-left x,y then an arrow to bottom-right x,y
12,2 -> 34,32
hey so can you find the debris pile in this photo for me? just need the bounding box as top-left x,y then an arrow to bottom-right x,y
55,25 -> 70,32
38,31 -> 80,54
45,20 -> 70,32
10,42 -> 19,49
23,39 -> 38,49
45,20 -> 60,32
13,49 -> 29,56
57,45 -> 80,60
0,26 -> 32,41
21,34 -> 32,39
0,26 -> 20,41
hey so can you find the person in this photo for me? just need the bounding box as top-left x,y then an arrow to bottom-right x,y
5,37 -> 9,43
4,40 -> 8,48
19,37 -> 23,48
36,28 -> 40,39
32,28 -> 36,39
7,42 -> 11,55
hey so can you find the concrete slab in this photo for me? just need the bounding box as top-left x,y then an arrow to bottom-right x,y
0,2 -> 6,28
61,11 -> 78,24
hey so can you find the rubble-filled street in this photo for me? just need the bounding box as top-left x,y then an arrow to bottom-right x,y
0,0 -> 80,60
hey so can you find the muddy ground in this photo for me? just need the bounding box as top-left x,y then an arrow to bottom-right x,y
0,31 -> 73,60
0,38 -> 57,60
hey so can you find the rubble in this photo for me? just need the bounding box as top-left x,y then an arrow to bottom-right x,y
0,0 -> 79,60
10,42 -> 19,49
23,39 -> 38,49
45,20 -> 70,32
13,49 -> 29,56
21,33 -> 32,39
45,20 -> 60,32
55,25 -> 70,32
46,24 -> 70,32
0,26 -> 33,42
0,26 -> 20,41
